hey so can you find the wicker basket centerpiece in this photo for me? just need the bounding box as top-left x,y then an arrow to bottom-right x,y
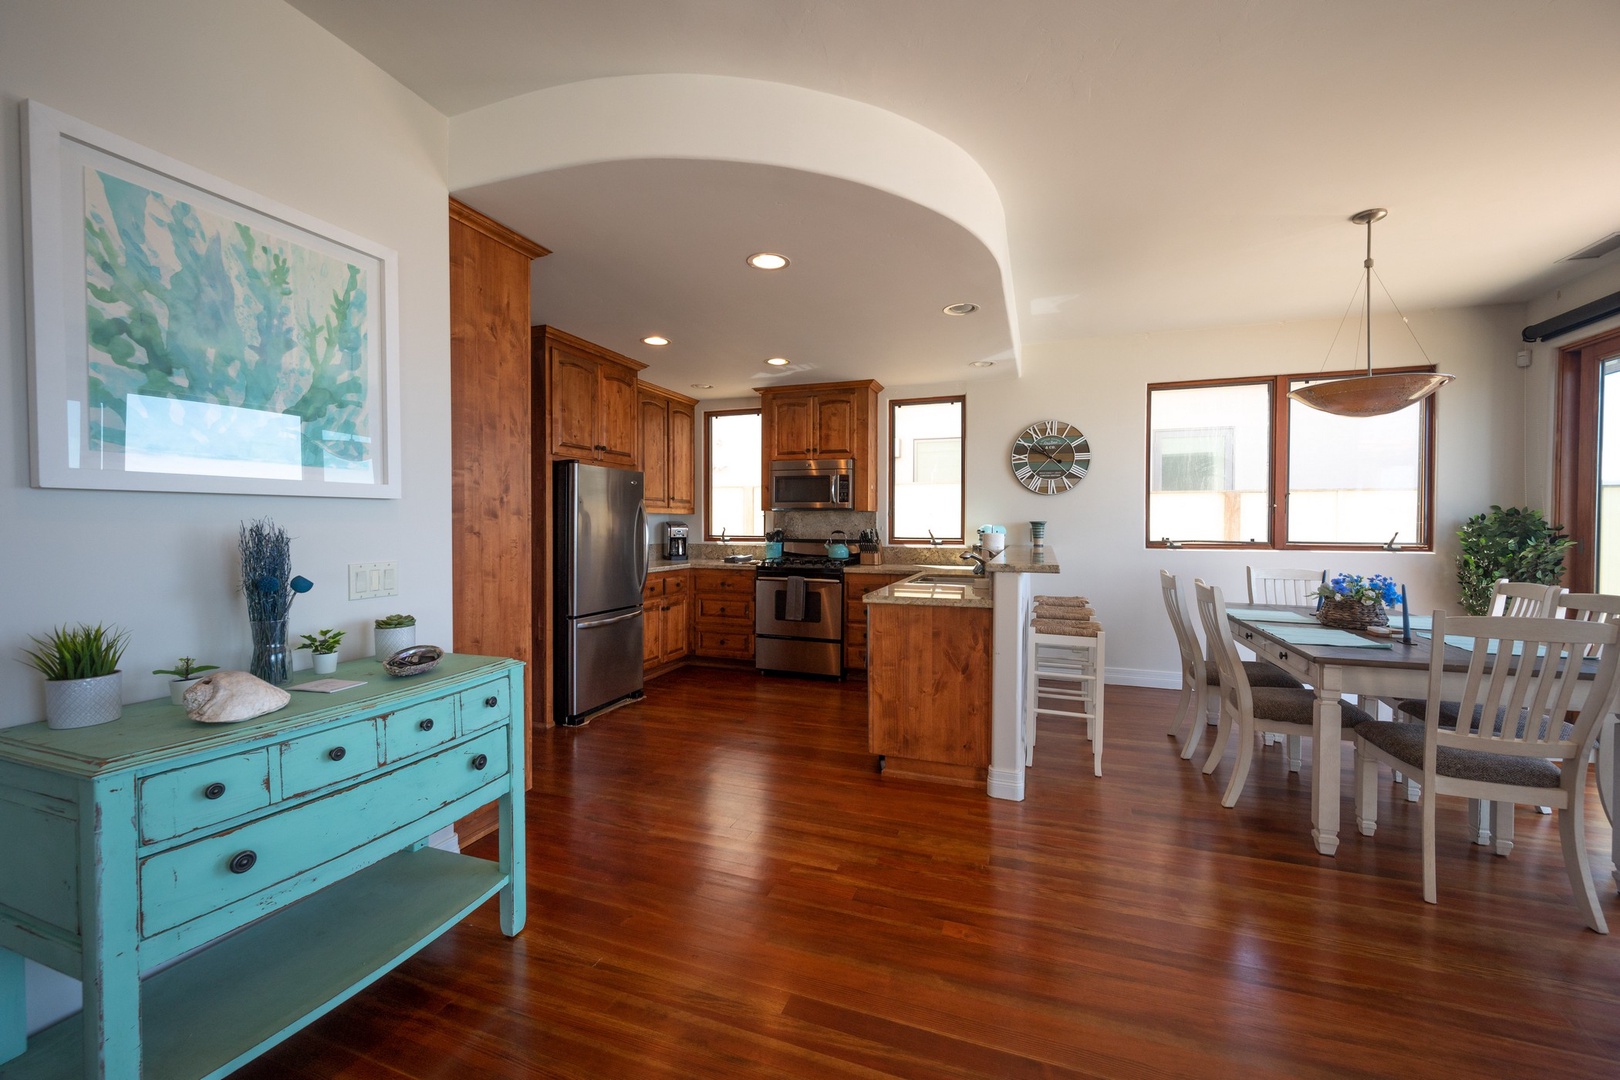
1315,573 -> 1399,630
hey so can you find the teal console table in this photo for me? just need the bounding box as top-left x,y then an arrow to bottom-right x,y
0,653 -> 525,1079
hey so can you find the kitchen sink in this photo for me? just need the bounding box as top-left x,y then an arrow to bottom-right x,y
907,572 -> 980,584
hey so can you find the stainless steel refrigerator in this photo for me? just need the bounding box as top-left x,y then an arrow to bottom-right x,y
555,461 -> 648,725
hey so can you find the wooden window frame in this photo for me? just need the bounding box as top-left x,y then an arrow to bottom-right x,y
702,407 -> 764,541
888,395 -> 967,545
1553,327 -> 1620,592
1145,365 -> 1438,551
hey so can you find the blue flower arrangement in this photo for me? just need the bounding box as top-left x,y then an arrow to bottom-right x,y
1317,573 -> 1400,608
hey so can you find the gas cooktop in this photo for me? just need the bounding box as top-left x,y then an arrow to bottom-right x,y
756,554 -> 855,576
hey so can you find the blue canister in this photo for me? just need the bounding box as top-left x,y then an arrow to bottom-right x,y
765,541 -> 784,559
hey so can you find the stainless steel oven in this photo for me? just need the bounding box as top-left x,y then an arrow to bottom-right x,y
769,458 -> 854,510
754,545 -> 848,677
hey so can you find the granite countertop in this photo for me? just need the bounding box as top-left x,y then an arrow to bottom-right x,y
646,544 -> 1058,580
863,570 -> 993,609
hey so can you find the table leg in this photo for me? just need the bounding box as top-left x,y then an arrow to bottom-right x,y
1,947 -> 23,1064
1311,682 -> 1342,856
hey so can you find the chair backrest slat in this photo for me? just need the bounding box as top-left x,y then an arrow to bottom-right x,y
1247,567 -> 1324,607
1159,570 -> 1204,684
1194,579 -> 1253,719
1488,579 -> 1564,618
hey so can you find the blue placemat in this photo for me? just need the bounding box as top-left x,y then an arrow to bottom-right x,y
1416,631 -> 1540,656
1264,624 -> 1394,649
1224,606 -> 1319,624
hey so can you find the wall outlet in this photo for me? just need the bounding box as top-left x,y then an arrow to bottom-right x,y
348,561 -> 398,600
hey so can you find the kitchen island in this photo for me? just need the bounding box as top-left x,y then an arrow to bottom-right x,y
864,546 -> 1059,800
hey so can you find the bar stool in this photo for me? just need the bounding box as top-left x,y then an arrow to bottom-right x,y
1026,601 -> 1105,776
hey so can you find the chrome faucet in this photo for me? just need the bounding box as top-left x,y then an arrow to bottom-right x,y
960,551 -> 987,576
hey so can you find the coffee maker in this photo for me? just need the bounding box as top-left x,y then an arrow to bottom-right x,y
664,521 -> 689,561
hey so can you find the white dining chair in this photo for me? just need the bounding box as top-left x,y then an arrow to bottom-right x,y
1352,612 -> 1620,932
1488,578 -> 1564,617
1554,592 -> 1620,825
1247,567 -> 1325,607
1194,579 -> 1372,807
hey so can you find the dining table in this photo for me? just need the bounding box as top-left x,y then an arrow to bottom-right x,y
1223,605 -> 1619,873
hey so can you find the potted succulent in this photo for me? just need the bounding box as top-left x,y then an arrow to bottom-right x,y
373,614 -> 416,659
297,629 -> 345,675
152,656 -> 220,705
22,623 -> 130,729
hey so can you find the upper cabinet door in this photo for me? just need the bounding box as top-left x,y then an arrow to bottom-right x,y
813,390 -> 860,458
667,401 -> 695,513
549,344 -> 602,460
598,362 -> 641,467
768,393 -> 817,459
639,390 -> 670,508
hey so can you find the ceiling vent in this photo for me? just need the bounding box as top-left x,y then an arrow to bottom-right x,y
1563,232 -> 1620,261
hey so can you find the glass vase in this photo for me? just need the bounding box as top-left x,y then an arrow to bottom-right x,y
250,618 -> 290,685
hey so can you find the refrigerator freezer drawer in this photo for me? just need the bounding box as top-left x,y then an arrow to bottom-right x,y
559,607 -> 644,725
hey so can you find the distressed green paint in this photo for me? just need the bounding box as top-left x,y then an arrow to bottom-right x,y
1,947 -> 24,1062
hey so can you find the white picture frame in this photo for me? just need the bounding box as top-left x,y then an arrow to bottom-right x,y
20,100 -> 402,498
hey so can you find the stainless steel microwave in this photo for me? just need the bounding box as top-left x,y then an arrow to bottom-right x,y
770,458 -> 854,510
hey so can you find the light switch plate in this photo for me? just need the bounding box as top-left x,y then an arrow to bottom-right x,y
348,561 -> 399,600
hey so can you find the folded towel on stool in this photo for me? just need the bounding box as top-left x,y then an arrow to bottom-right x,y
1036,595 -> 1090,605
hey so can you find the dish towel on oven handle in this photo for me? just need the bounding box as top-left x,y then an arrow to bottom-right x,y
785,575 -> 808,621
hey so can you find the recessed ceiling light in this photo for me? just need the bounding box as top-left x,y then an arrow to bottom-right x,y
642,335 -> 669,346
747,252 -> 790,271
765,357 -> 791,367
690,383 -> 713,390
970,360 -> 995,368
943,302 -> 979,316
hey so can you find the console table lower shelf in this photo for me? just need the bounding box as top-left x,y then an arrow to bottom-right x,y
5,848 -> 500,1080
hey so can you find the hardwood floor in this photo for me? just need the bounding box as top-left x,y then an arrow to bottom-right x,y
237,670 -> 1620,1079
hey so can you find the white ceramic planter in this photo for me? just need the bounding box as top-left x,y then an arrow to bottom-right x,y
168,678 -> 202,705
374,625 -> 415,659
45,672 -> 123,729
313,652 -> 339,675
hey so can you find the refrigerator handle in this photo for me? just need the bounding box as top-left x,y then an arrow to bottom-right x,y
636,501 -> 649,589
576,609 -> 643,630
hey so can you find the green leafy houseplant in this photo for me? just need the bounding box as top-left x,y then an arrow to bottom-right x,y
297,629 -> 345,655
153,657 -> 218,680
23,623 -> 129,681
1456,505 -> 1575,615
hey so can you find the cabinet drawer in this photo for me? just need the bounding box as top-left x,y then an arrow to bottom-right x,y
460,680 -> 512,733
140,728 -> 509,937
138,750 -> 272,845
696,630 -> 753,659
693,570 -> 751,593
279,719 -> 379,798
381,698 -> 458,763
696,597 -> 752,622
844,623 -> 867,649
642,576 -> 666,601
665,573 -> 690,595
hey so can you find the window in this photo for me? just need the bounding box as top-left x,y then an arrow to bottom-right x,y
1147,369 -> 1435,549
704,409 -> 763,539
890,396 -> 964,543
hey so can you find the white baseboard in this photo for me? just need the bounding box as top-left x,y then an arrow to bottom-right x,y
1103,667 -> 1181,690
986,767 -> 1025,801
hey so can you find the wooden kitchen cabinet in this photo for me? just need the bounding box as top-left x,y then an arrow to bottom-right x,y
692,568 -> 755,660
639,382 -> 697,514
642,570 -> 692,674
757,379 -> 882,510
867,603 -> 993,786
842,571 -> 916,672
536,325 -> 645,468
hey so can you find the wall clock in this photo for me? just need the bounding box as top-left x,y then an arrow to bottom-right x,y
1011,420 -> 1091,494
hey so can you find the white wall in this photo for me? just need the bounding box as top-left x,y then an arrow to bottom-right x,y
1,0 -> 449,1034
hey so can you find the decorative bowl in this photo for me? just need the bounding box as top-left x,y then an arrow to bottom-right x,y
383,645 -> 443,677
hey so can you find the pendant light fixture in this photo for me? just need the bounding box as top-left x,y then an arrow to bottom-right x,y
1287,209 -> 1454,418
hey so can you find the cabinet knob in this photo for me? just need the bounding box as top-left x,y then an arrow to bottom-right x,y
471,753 -> 489,771
204,782 -> 226,800
484,695 -> 498,708
328,746 -> 347,762
229,850 -> 257,874
418,718 -> 434,732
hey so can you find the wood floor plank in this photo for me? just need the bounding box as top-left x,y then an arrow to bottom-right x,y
231,672 -> 1620,1079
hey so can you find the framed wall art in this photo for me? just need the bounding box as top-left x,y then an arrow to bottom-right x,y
20,100 -> 402,498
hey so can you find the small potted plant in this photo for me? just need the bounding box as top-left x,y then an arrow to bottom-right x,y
374,614 -> 416,659
22,623 -> 130,730
152,656 -> 220,705
297,629 -> 346,675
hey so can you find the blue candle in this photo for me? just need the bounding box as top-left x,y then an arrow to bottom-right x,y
1400,584 -> 1411,644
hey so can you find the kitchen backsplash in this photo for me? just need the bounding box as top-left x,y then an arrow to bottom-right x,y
768,509 -> 878,538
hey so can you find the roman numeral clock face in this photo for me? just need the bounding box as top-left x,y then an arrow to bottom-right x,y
1011,420 -> 1091,495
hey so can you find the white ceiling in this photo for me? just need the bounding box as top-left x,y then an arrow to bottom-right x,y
288,0 -> 1620,397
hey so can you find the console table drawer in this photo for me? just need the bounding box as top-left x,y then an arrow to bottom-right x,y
381,698 -> 458,762
138,749 -> 272,844
459,679 -> 512,733
279,717 -> 379,797
140,727 -> 509,937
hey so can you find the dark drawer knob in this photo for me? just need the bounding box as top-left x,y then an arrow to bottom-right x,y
229,850 -> 257,874
418,718 -> 435,732
204,782 -> 226,800
471,753 -> 489,771
484,695 -> 498,708
328,746 -> 347,762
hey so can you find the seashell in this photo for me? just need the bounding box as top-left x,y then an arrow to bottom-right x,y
183,670 -> 291,724
383,645 -> 443,677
